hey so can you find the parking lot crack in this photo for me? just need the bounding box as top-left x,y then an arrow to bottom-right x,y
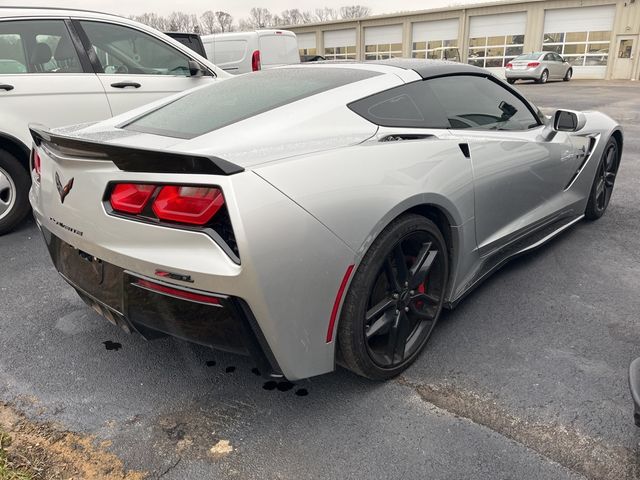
397,376 -> 637,480
157,456 -> 181,479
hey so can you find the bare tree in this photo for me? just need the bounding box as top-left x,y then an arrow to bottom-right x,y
279,9 -> 309,25
129,13 -> 169,31
245,7 -> 273,29
313,7 -> 339,22
339,5 -> 372,19
215,11 -> 234,32
200,10 -> 217,34
167,12 -> 200,32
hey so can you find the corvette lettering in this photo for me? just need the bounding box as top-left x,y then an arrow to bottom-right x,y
49,217 -> 83,237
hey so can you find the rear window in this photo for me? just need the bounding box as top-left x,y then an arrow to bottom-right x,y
514,53 -> 542,61
259,35 -> 299,66
124,67 -> 380,139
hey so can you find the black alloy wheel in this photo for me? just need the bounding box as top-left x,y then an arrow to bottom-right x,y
338,215 -> 448,380
586,137 -> 619,220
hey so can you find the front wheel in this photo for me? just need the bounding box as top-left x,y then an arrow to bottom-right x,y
563,68 -> 572,81
0,149 -> 31,235
506,78 -> 516,84
585,137 -> 619,220
337,214 -> 449,380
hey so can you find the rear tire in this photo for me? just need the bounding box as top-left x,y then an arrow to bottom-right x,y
563,68 -> 572,81
537,69 -> 549,84
507,78 -> 516,84
0,149 -> 30,235
337,214 -> 449,381
585,137 -> 619,220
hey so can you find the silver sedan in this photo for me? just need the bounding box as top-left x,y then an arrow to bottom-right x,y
505,51 -> 572,84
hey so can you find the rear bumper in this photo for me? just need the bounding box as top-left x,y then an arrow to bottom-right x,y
41,225 -> 283,377
629,357 -> 640,426
505,67 -> 543,79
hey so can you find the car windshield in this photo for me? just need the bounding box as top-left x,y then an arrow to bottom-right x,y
124,67 -> 379,139
514,53 -> 543,61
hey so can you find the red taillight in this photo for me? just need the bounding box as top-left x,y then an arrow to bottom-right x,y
135,278 -> 220,305
32,149 -> 41,181
251,50 -> 261,71
527,62 -> 540,68
110,183 -> 155,214
152,186 -> 224,225
505,62 -> 513,69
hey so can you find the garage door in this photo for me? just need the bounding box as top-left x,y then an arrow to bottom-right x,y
543,5 -> 615,79
297,33 -> 316,57
364,24 -> 403,60
412,18 -> 460,61
468,12 -> 527,75
324,29 -> 356,60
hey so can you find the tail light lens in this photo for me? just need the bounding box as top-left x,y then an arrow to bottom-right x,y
152,186 -> 224,225
110,183 -> 155,214
505,62 -> 513,69
527,62 -> 540,68
32,149 -> 42,181
251,50 -> 261,71
107,182 -> 236,258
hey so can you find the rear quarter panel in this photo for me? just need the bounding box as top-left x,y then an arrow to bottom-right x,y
254,136 -> 477,300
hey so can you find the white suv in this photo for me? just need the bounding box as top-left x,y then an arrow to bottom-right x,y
0,7 -> 228,234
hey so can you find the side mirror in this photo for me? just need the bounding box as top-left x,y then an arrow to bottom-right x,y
553,109 -> 586,132
188,60 -> 203,77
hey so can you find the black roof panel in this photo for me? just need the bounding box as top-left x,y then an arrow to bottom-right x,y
368,58 -> 490,78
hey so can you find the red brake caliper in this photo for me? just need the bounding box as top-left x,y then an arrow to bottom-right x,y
415,282 -> 426,309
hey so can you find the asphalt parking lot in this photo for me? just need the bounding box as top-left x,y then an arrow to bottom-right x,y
1,79 -> 639,480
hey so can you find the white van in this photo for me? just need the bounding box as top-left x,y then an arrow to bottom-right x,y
202,30 -> 300,74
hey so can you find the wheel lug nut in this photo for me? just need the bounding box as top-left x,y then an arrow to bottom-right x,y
410,290 -> 415,295
392,293 -> 399,299
395,309 -> 399,314
404,307 -> 409,312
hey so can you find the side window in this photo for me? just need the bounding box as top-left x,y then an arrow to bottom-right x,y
348,80 -> 449,129
427,75 -> 539,131
544,53 -> 554,61
0,20 -> 82,74
554,53 -> 564,62
79,21 -> 191,76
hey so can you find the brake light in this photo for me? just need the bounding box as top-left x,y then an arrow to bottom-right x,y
135,278 -> 221,305
527,62 -> 540,68
505,62 -> 513,69
252,50 -> 261,71
32,149 -> 41,181
110,183 -> 155,214
152,186 -> 224,225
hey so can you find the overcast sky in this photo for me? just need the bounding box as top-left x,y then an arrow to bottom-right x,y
12,0 -> 500,20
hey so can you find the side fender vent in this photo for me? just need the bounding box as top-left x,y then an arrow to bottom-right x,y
458,143 -> 470,158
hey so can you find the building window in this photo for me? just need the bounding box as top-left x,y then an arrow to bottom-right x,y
412,39 -> 459,61
364,43 -> 402,60
467,34 -> 524,68
299,47 -> 317,57
324,45 -> 356,60
543,30 -> 611,66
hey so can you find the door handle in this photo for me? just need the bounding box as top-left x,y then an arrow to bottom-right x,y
0,84 -> 14,91
110,81 -> 141,89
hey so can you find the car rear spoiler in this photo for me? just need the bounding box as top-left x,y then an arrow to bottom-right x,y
29,126 -> 244,176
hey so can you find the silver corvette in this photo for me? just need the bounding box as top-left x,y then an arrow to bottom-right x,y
29,60 -> 622,381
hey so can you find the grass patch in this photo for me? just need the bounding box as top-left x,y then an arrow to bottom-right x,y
0,430 -> 33,480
